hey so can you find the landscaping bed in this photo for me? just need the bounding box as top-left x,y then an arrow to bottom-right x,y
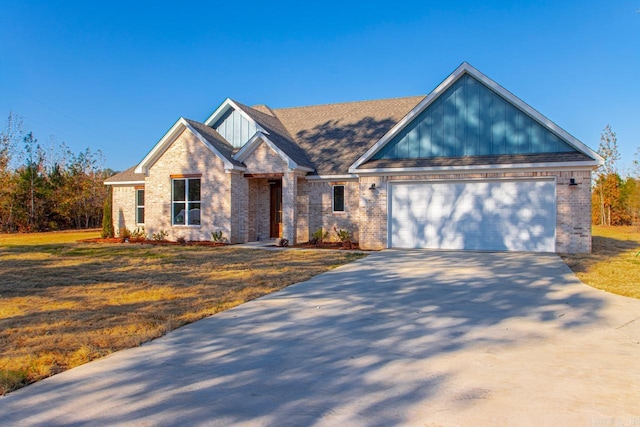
294,241 -> 361,250
79,237 -> 228,247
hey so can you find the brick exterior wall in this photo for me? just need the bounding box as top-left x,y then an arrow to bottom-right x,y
111,185 -> 137,234
248,178 -> 271,241
111,131 -> 593,253
144,128 -> 233,242
243,142 -> 287,173
296,180 -> 360,243
358,170 -> 593,253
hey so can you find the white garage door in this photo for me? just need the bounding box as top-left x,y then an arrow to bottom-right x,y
389,179 -> 556,252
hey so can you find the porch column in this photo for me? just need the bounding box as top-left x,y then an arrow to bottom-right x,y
282,169 -> 297,244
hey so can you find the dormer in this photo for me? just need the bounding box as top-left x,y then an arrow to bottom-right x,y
204,98 -> 268,149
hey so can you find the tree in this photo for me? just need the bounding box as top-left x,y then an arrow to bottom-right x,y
0,113 -> 111,232
593,124 -> 621,226
101,186 -> 114,238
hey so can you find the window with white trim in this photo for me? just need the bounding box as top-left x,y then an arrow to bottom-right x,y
172,178 -> 201,225
136,188 -> 145,224
332,185 -> 345,212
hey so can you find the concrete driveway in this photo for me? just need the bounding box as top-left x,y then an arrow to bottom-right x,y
2,251 -> 640,426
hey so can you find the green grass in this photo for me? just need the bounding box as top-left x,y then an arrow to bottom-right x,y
562,226 -> 640,299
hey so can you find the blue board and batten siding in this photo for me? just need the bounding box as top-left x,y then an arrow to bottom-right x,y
373,74 -> 577,160
212,108 -> 257,149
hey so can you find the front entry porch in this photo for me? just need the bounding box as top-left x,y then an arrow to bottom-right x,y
245,171 -> 300,244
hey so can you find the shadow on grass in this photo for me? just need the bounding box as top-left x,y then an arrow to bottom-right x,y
563,235 -> 640,274
0,250 -> 607,425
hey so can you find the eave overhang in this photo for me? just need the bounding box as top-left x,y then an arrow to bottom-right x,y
135,118 -> 246,175
349,62 -> 604,174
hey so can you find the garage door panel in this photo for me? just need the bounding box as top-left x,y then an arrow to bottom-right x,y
389,180 -> 555,252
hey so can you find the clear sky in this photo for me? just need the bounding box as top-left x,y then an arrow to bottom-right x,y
1,1 -> 638,173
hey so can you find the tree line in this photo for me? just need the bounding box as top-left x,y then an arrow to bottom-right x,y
592,124 -> 640,226
0,113 -> 114,232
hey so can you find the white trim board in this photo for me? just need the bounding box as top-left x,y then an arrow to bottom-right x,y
234,132 -> 314,172
349,62 -> 603,173
135,118 -> 246,174
203,98 -> 268,135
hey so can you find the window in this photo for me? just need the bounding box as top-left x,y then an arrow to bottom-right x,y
172,178 -> 201,225
136,188 -> 145,224
332,185 -> 345,212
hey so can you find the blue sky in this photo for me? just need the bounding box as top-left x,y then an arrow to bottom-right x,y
1,1 -> 638,173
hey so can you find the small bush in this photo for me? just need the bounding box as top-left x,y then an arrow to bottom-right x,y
211,230 -> 224,242
130,227 -> 146,241
334,227 -> 351,243
176,236 -> 186,245
152,230 -> 169,241
334,227 -> 353,249
310,228 -> 329,245
119,228 -> 131,243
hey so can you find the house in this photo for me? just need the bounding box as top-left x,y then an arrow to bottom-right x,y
105,62 -> 602,253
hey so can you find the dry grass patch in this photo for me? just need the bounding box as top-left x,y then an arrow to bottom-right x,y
0,242 -> 366,394
0,229 -> 100,246
562,226 -> 640,299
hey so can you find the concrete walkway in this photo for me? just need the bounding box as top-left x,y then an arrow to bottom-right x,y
1,251 -> 640,426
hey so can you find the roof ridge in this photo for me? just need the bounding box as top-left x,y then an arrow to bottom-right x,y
271,95 -> 426,112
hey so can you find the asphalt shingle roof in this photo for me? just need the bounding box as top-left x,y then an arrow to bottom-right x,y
104,165 -> 145,184
106,93 -> 595,183
183,119 -> 244,167
231,100 -> 315,169
270,96 -> 426,175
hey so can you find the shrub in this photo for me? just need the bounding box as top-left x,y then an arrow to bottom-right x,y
176,236 -> 186,245
119,227 -> 131,243
130,227 -> 146,241
152,230 -> 169,241
334,227 -> 351,243
334,227 -> 353,249
101,187 -> 114,238
310,228 -> 329,245
276,238 -> 289,247
211,230 -> 224,242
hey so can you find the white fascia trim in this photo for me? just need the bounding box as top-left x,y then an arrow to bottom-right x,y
135,118 -> 186,174
305,174 -> 359,181
203,98 -> 268,135
354,160 -> 599,175
135,118 -> 245,174
234,132 -> 313,172
104,180 -> 145,186
348,62 -> 603,173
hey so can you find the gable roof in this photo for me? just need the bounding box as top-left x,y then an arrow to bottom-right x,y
350,62 -> 603,172
232,100 -> 315,170
104,165 -> 145,185
114,62 -> 600,181
134,117 -> 246,175
271,96 -> 425,175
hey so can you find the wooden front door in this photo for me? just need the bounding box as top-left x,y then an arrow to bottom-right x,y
269,180 -> 283,238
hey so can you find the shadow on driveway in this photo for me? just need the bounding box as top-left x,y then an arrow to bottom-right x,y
2,250 -> 636,426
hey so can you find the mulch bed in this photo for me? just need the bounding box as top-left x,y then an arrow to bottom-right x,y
79,238 -> 360,250
79,238 -> 228,247
293,241 -> 360,250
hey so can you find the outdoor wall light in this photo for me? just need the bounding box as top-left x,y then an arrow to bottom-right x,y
569,178 -> 578,186
369,183 -> 376,190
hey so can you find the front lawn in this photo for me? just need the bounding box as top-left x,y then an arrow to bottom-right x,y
0,240 -> 365,394
562,226 -> 640,299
